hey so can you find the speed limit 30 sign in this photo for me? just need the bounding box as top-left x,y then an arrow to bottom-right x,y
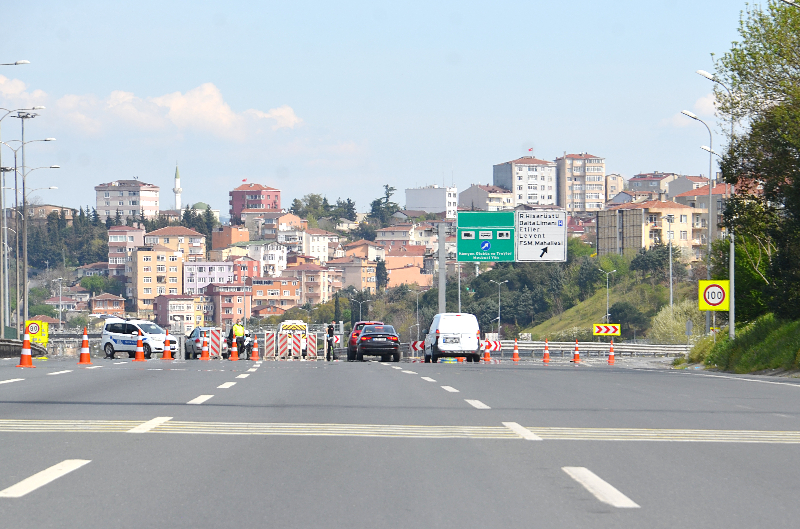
699,280 -> 730,311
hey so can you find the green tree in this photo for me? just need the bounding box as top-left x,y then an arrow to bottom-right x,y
609,302 -> 648,339
375,258 -> 388,290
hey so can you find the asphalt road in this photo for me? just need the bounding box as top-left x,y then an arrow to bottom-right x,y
2,355 -> 800,528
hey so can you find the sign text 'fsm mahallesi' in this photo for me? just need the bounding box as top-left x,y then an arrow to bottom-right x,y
515,210 -> 567,262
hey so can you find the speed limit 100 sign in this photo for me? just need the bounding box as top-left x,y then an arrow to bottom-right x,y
699,280 -> 730,311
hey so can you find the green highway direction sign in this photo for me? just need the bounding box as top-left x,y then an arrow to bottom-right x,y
457,211 -> 515,262
457,210 -> 567,262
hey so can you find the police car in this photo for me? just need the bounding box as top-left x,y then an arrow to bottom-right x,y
101,318 -> 174,359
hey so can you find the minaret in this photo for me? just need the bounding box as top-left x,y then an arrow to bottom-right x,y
173,164 -> 182,210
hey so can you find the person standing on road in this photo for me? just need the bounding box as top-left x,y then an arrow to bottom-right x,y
327,321 -> 335,361
231,320 -> 245,358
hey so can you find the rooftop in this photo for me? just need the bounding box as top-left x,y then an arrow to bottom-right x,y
673,183 -> 735,198
608,200 -> 693,211
147,226 -> 205,237
502,156 -> 555,166
232,183 -> 280,192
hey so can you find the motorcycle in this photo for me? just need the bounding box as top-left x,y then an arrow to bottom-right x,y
225,332 -> 253,360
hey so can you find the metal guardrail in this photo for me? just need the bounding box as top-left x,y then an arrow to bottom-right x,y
499,340 -> 690,357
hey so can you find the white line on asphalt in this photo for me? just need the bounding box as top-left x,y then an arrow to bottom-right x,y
113,362 -> 127,365
421,377 -> 436,382
441,386 -> 459,393
147,368 -> 163,371
0,459 -> 91,498
465,399 -> 491,409
0,378 -> 23,385
85,366 -> 102,369
402,370 -> 418,374
503,421 -> 542,441
562,467 -> 640,508
236,374 -> 249,379
693,373 -> 800,388
47,370 -> 73,376
127,416 -> 173,433
391,366 -> 403,370
247,368 -> 257,372
380,363 -> 391,366
217,382 -> 237,389
187,395 -> 214,405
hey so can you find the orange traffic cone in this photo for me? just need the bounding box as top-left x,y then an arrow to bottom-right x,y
483,340 -> 490,363
543,338 -> 550,364
251,335 -> 260,362
162,330 -> 173,360
512,338 -> 520,362
230,338 -> 239,361
16,324 -> 35,368
457,356 -> 464,363
572,339 -> 580,364
77,326 -> 92,365
133,330 -> 146,362
608,339 -> 615,365
200,332 -> 209,361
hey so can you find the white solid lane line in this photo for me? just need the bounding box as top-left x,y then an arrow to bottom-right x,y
562,467 -> 640,508
402,370 -> 418,374
465,399 -> 491,409
247,368 -> 257,372
236,374 -> 249,379
47,370 -> 73,376
421,377 -> 436,382
503,422 -> 542,441
441,386 -> 459,393
0,378 -> 24,385
217,382 -> 237,389
0,459 -> 91,498
127,416 -> 173,433
187,395 -> 214,405
693,373 -> 800,388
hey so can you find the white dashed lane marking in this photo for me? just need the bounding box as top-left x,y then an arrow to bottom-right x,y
0,378 -> 24,385
187,395 -> 214,405
562,467 -> 640,508
441,386 -> 459,393
217,382 -> 236,389
85,366 -> 102,369
113,362 -> 127,365
402,370 -> 417,374
247,368 -> 257,372
0,459 -> 92,498
421,377 -> 436,382
391,366 -> 403,370
127,416 -> 173,433
465,399 -> 491,409
236,374 -> 249,379
503,421 -> 542,440
47,370 -> 73,376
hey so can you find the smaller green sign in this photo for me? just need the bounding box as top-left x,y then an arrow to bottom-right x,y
457,211 -> 514,228
457,227 -> 515,262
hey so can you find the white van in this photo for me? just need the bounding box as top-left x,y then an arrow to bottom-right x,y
278,320 -> 309,354
424,313 -> 482,363
101,318 -> 174,359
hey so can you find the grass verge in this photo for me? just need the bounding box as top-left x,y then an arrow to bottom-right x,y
702,314 -> 800,373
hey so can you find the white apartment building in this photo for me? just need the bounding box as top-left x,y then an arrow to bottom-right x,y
95,179 -> 160,219
555,153 -> 606,214
458,184 -> 514,211
304,229 -> 339,264
492,157 -> 557,208
405,185 -> 458,219
234,240 -> 288,277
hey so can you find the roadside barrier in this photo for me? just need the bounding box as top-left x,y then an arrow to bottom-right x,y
512,339 -> 520,362
498,340 -> 690,359
307,334 -> 317,360
162,331 -> 174,361
77,327 -> 92,365
251,336 -> 260,362
608,340 -> 615,366
230,338 -> 239,361
208,329 -> 223,358
277,333 -> 289,360
572,340 -> 580,364
292,333 -> 302,360
16,325 -> 34,368
264,332 -> 276,360
200,332 -> 210,361
133,331 -> 145,362
543,339 -> 550,364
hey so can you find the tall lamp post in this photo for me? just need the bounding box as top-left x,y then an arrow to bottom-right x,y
598,269 -> 616,323
488,279 -> 508,338
349,298 -> 371,321
681,109 -> 714,335
661,214 -> 675,308
697,70 -> 737,340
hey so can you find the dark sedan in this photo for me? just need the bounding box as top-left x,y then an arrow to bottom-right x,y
353,325 -> 401,362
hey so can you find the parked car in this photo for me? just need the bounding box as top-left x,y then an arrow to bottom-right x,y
184,327 -> 227,359
348,321 -> 384,356
424,313 -> 481,363
101,318 -> 175,359
352,324 -> 400,362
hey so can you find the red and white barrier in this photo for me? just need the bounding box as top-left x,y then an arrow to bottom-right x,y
481,340 -> 502,352
264,332 -> 276,359
410,341 -> 424,352
307,334 -> 317,360
278,332 -> 289,359
292,333 -> 302,359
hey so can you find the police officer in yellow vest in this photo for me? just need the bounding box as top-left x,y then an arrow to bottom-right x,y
227,320 -> 246,357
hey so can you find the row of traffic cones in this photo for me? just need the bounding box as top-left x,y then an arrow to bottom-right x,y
476,336 -> 615,366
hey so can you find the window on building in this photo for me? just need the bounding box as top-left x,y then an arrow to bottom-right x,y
157,265 -> 166,272
157,287 -> 165,294
169,255 -> 177,262
680,231 -> 688,240
143,277 -> 152,283
169,277 -> 177,283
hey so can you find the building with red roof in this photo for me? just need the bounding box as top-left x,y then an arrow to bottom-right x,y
229,182 -> 281,222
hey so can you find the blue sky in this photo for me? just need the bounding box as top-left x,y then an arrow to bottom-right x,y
0,0 -> 745,216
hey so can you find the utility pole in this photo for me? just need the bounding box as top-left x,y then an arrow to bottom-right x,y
438,222 -> 446,314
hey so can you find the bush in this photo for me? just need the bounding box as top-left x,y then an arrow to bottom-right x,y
550,326 -> 593,342
688,334 -> 715,364
647,299 -> 705,344
705,314 -> 800,373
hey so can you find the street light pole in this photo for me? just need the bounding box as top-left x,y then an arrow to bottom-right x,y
681,109 -> 714,335
660,215 -> 675,308
349,298 -> 371,321
598,269 -> 616,323
53,277 -> 63,330
489,279 -> 508,338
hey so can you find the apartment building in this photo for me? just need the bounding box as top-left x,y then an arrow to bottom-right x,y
6,204 -> 75,230
89,293 -> 125,318
252,211 -> 306,239
144,226 -> 206,262
493,156 -> 557,207
204,282 -> 253,327
605,174 -> 626,202
375,224 -> 418,247
108,225 -> 145,278
405,185 -> 458,219
128,245 -> 184,316
211,225 -> 249,250
230,255 -> 259,281
668,175 -> 709,198
282,263 -> 334,305
250,276 -> 301,309
555,153 -> 606,214
326,256 -> 377,294
627,172 -> 685,198
305,229 -> 339,264
183,262 -> 235,295
229,240 -> 288,277
343,239 -> 386,261
458,184 -> 514,211
596,201 -> 695,259
153,294 -> 203,334
95,179 -> 160,219
229,183 -> 281,222
672,183 -> 734,256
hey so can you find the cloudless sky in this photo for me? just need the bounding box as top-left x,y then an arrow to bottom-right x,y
0,0 -> 746,216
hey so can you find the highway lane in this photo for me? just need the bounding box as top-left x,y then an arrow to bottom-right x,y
2,357 -> 800,528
